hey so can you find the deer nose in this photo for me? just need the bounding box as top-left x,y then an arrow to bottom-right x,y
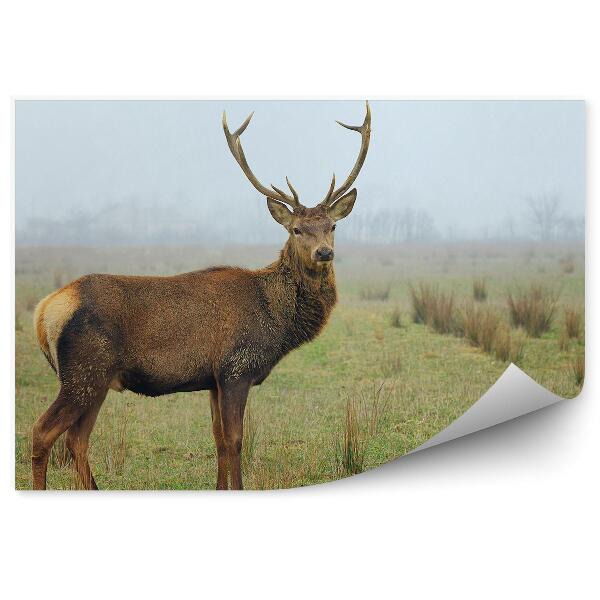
315,247 -> 334,262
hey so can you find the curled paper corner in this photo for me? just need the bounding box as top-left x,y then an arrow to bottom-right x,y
411,364 -> 564,454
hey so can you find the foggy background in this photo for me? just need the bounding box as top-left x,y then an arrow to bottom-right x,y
15,100 -> 585,245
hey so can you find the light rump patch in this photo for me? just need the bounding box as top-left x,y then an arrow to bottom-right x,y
34,284 -> 80,374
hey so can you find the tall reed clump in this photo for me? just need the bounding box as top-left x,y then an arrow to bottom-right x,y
473,277 -> 488,302
430,290 -> 455,334
409,282 -> 432,324
335,397 -> 366,477
510,329 -> 527,365
360,284 -> 391,301
334,384 -> 390,478
570,354 -> 585,387
507,284 -> 559,337
564,307 -> 582,340
409,283 -> 455,334
389,306 -> 404,329
493,324 -> 526,364
459,303 -> 501,352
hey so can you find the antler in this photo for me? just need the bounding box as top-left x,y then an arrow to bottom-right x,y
222,111 -> 300,209
320,101 -> 371,207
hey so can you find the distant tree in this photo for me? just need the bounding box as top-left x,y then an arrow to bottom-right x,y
339,205 -> 438,244
526,194 -> 562,240
414,209 -> 436,241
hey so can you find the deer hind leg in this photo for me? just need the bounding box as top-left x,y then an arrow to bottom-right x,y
65,391 -> 107,490
209,389 -> 229,490
218,379 -> 251,491
32,387 -> 87,490
32,312 -> 114,490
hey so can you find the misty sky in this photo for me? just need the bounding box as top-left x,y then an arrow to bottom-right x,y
15,100 -> 585,242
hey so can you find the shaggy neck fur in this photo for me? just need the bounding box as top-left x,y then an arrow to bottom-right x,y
260,239 -> 337,349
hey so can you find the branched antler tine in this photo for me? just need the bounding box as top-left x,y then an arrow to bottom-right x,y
269,179 -> 299,207
335,121 -> 363,132
322,101 -> 371,207
222,110 -> 248,159
234,111 -> 254,136
222,110 -> 297,208
286,177 -> 299,203
321,173 -> 336,204
271,184 -> 292,199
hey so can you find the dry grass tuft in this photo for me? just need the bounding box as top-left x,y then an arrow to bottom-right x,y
459,303 -> 501,352
360,285 -> 391,301
409,283 -> 455,334
409,282 -> 432,324
510,329 -> 527,365
493,324 -> 527,364
564,307 -> 582,339
507,284 -> 559,337
429,290 -> 455,334
478,308 -> 501,353
335,397 -> 366,476
389,306 -> 404,329
570,354 -> 585,387
334,384 -> 390,477
473,278 -> 488,302
459,303 -> 480,347
493,324 -> 511,362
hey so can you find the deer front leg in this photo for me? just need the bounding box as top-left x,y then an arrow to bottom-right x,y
218,379 -> 250,490
209,389 -> 229,490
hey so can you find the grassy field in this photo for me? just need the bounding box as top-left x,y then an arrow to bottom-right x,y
15,241 -> 584,490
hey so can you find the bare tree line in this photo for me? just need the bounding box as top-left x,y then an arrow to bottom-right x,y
526,194 -> 584,241
339,206 -> 438,243
16,193 -> 584,245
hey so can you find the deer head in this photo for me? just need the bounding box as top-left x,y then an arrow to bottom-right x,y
223,102 -> 371,270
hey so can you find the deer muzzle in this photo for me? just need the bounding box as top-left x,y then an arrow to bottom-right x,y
315,247 -> 334,262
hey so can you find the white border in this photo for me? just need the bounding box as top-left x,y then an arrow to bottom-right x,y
1,2 -> 597,599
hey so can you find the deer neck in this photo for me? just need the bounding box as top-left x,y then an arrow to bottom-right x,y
279,238 -> 337,296
263,239 -> 337,344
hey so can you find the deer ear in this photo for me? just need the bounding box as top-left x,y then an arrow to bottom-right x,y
328,189 -> 357,222
267,198 -> 294,228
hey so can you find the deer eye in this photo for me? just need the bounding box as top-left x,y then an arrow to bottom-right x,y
293,227 -> 302,235
331,224 -> 336,231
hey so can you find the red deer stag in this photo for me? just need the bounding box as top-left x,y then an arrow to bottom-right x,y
32,101 -> 371,490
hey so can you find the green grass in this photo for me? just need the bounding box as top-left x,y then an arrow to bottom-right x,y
15,241 -> 584,490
